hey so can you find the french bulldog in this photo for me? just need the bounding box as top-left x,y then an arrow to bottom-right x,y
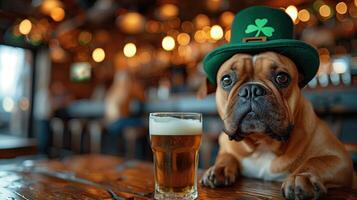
199,52 -> 356,200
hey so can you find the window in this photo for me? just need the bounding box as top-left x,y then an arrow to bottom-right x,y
0,45 -> 33,136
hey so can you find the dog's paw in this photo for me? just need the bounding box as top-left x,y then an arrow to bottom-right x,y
281,172 -> 327,200
200,164 -> 238,188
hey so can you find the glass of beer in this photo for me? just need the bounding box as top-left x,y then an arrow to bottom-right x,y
149,112 -> 202,200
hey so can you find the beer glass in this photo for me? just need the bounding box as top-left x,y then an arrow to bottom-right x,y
149,112 -> 202,200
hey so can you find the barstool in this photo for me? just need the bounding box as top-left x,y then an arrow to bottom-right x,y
68,119 -> 83,153
123,127 -> 146,159
50,117 -> 64,155
88,121 -> 102,153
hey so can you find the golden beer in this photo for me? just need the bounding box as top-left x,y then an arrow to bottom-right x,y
149,113 -> 202,200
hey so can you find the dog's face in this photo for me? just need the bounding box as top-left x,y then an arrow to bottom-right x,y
206,52 -> 303,142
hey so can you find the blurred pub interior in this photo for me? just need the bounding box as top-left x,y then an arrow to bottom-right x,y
0,0 -> 356,169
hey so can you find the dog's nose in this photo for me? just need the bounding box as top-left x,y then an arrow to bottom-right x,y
238,83 -> 267,99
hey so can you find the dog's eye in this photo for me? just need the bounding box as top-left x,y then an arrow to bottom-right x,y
275,72 -> 291,87
221,74 -> 233,89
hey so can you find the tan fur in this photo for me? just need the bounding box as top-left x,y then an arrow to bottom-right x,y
200,52 -> 355,198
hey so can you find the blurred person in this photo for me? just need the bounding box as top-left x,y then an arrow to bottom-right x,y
104,67 -> 145,156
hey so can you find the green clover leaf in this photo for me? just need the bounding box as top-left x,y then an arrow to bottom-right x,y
244,18 -> 275,37
261,27 -> 274,37
255,19 -> 268,28
245,25 -> 258,33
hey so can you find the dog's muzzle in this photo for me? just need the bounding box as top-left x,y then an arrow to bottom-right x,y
222,83 -> 293,142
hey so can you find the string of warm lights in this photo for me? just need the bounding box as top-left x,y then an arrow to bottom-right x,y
9,0 -> 357,65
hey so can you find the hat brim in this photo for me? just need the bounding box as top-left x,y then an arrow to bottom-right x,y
203,39 -> 319,87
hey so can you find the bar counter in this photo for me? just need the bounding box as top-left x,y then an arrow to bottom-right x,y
0,154 -> 355,199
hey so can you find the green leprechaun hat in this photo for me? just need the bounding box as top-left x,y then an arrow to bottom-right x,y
203,6 -> 319,87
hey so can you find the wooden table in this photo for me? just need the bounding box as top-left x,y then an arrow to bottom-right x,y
0,154 -> 355,199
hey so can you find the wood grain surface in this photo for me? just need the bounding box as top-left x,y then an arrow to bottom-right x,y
0,154 -> 355,199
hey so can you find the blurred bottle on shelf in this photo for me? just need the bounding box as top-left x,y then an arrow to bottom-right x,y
308,55 -> 353,88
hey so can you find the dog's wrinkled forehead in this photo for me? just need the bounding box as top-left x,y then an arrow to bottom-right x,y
216,51 -> 298,80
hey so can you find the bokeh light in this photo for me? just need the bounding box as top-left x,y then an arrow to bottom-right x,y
19,19 -> 32,35
20,98 -> 29,111
194,14 -> 210,29
92,48 -> 105,62
298,9 -> 310,22
117,12 -> 145,34
123,43 -> 137,58
177,33 -> 190,46
319,5 -> 331,18
158,4 -> 179,19
336,2 -> 347,15
333,59 -> 348,74
285,5 -> 298,22
2,97 -> 14,112
194,30 -> 206,43
206,0 -> 222,12
50,7 -> 65,22
220,11 -> 234,27
210,25 -> 223,40
162,36 -> 175,51
41,0 -> 62,15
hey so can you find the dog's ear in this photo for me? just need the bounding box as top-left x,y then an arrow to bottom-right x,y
197,77 -> 216,99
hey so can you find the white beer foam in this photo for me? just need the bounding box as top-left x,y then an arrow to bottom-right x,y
149,116 -> 202,135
